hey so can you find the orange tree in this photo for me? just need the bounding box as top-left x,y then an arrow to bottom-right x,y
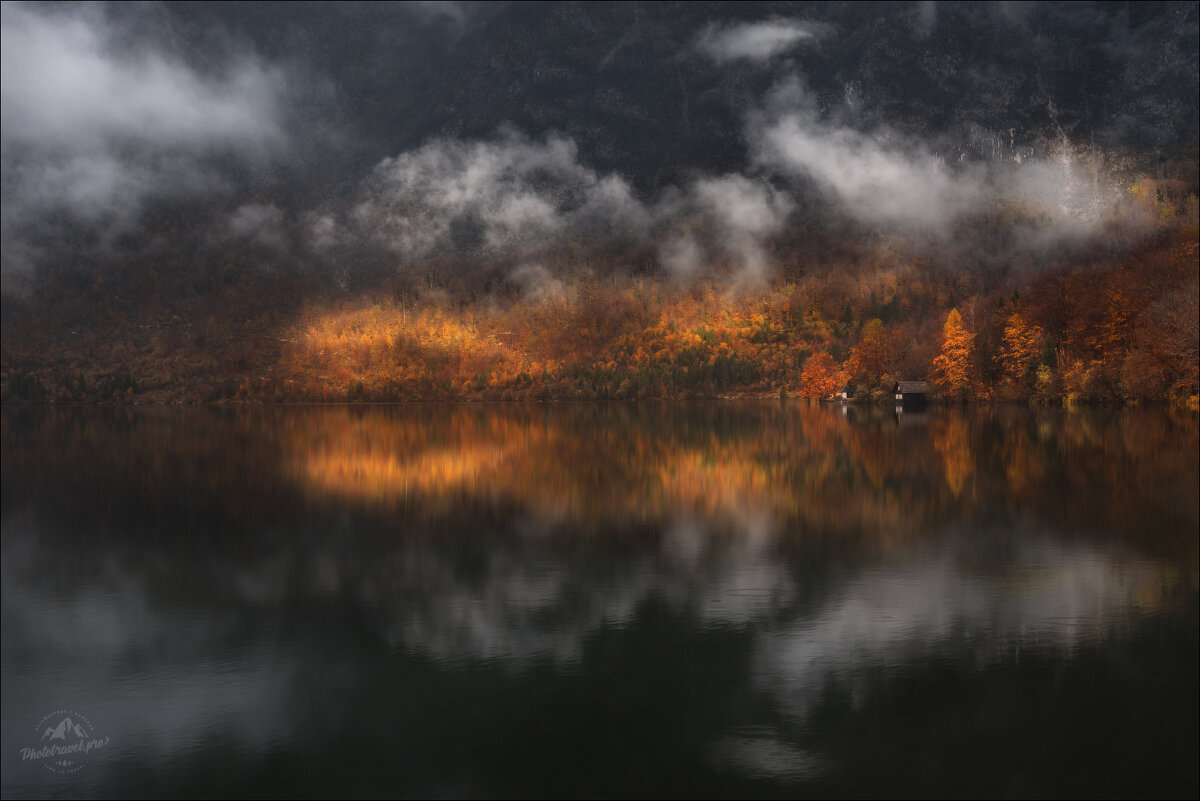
798,352 -> 846,399
931,308 -> 975,401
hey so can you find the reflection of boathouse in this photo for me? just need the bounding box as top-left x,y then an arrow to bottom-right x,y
893,380 -> 929,408
892,407 -> 928,427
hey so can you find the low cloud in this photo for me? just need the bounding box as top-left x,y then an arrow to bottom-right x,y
307,60 -> 1142,289
511,262 -> 569,304
1,5 -> 287,152
219,203 -> 288,253
689,175 -> 794,283
696,18 -> 825,63
318,128 -> 795,284
322,60 -> 1130,286
753,104 -> 982,233
658,232 -> 706,282
336,127 -> 647,260
0,2 -> 294,285
0,6 -> 1181,295
749,80 -> 1135,245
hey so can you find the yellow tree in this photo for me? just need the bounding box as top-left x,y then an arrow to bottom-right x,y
931,308 -> 974,401
1000,311 -> 1044,381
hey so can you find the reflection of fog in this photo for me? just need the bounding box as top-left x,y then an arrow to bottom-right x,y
384,550 -> 663,666
64,509 -> 1158,687
323,515 -> 1171,679
0,503 -> 1185,790
3,405 -> 1197,794
752,536 -> 1167,723
377,510 -> 793,667
4,513 -> 1166,681
664,510 -> 796,626
1,517 -> 300,793
711,728 -> 823,781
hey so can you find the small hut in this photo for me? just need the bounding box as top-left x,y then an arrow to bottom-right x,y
892,380 -> 929,407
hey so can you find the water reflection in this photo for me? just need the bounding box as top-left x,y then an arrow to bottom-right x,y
1,517 -> 302,794
1,403 -> 1197,798
754,535 -> 1174,723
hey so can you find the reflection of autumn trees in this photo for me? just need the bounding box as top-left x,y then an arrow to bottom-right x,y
2,404 -> 1196,563
276,404 -> 1198,560
934,416 -> 973,496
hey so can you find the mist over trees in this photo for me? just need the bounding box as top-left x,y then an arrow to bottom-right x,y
1,1 -> 1196,406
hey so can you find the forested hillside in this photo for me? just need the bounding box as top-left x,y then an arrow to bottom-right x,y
1,2 -> 1196,406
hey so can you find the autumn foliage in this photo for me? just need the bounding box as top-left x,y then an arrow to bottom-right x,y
931,309 -> 975,401
1,187 -> 1197,407
798,352 -> 846,399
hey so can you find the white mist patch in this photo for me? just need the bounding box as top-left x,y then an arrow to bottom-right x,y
750,81 -> 1134,244
511,262 -> 569,304
658,232 -> 706,282
696,18 -> 825,63
690,174 -> 794,284
0,3 -> 293,285
219,203 -> 288,252
997,140 -> 1144,250
304,213 -> 342,253
0,529 -> 300,764
751,88 -> 984,234
343,128 -> 647,259
756,112 -> 982,232
313,118 -> 805,283
312,74 -> 1136,284
752,538 -> 1163,723
0,6 -> 287,151
329,128 -> 798,282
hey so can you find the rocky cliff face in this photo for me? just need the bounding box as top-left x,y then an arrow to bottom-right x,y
204,1 -> 1195,192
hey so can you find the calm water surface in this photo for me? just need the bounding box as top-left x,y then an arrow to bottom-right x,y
1,403 -> 1197,798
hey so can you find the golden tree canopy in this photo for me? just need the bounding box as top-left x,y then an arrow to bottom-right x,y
931,308 -> 974,400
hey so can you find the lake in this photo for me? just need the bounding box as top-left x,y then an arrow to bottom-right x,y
2,402 -> 1197,798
